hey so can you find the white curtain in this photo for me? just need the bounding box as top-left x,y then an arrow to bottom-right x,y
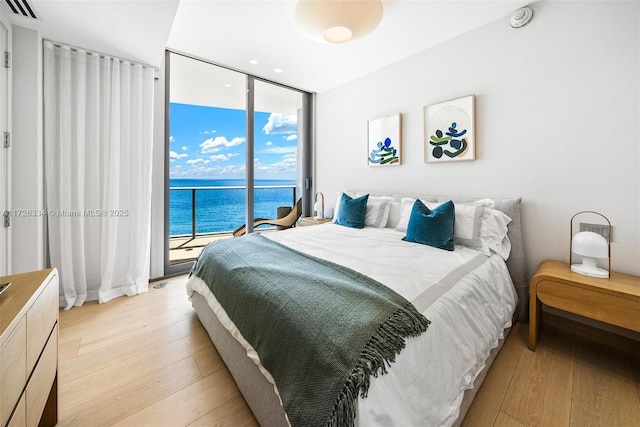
43,41 -> 155,309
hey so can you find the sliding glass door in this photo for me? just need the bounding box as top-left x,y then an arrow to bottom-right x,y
165,52 -> 312,275
167,53 -> 246,270
251,79 -> 303,230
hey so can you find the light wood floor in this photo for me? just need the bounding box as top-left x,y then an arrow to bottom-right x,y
58,275 -> 640,426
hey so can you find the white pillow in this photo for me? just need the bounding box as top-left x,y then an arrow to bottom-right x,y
481,207 -> 512,260
386,201 -> 403,229
333,192 -> 392,228
364,200 -> 391,228
449,202 -> 486,252
394,198 -> 418,232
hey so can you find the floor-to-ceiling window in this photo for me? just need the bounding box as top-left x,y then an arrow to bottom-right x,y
165,51 -> 312,275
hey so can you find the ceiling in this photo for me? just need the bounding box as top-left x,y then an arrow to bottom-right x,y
6,0 -> 530,94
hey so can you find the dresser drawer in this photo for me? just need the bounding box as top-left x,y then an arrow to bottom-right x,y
0,269 -> 59,427
26,324 -> 57,427
0,316 -> 26,425
26,275 -> 58,373
6,393 -> 26,427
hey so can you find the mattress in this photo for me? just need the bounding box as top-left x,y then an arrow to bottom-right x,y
187,223 -> 518,426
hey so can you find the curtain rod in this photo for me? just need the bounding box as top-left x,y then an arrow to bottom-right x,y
43,39 -> 160,73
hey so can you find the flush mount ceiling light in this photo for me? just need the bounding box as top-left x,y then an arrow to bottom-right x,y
294,0 -> 384,44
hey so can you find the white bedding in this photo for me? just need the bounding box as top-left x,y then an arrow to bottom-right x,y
187,223 -> 518,427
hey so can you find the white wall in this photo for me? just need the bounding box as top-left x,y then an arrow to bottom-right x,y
9,23 -> 167,279
316,1 -> 640,278
11,25 -> 45,274
0,13 -> 11,276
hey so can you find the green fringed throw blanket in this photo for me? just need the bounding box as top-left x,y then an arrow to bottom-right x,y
191,234 -> 430,427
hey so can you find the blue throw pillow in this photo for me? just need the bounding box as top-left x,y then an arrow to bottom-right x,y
334,193 -> 369,229
402,199 -> 455,251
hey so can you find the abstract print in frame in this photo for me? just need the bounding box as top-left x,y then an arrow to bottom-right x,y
424,95 -> 475,163
368,113 -> 402,166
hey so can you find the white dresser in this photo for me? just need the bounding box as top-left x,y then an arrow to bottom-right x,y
0,268 -> 58,427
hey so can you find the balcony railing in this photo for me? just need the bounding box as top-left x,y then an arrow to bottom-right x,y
169,184 -> 297,265
169,184 -> 297,241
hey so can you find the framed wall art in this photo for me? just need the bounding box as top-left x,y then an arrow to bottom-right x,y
424,95 -> 475,163
368,113 -> 402,166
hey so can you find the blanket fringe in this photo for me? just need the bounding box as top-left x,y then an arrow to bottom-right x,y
326,303 -> 430,427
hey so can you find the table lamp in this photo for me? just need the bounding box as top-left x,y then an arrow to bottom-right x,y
570,211 -> 611,278
314,192 -> 324,220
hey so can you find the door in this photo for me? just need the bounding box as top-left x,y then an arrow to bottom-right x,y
252,79 -> 304,227
165,52 -> 248,273
164,51 -> 313,276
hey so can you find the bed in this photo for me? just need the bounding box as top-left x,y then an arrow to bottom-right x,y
186,193 -> 527,427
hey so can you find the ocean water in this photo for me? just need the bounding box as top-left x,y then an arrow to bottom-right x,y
169,179 -> 298,236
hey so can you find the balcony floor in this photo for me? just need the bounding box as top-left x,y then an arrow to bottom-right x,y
169,233 -> 233,265
169,228 -> 280,265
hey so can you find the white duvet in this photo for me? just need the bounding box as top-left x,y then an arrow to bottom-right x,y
187,223 -> 518,427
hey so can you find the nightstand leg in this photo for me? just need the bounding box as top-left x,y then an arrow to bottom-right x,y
528,293 -> 541,351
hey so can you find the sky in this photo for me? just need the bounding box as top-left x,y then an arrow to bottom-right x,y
169,103 -> 298,181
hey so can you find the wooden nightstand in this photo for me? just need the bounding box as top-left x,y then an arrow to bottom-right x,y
298,217 -> 332,227
528,260 -> 640,351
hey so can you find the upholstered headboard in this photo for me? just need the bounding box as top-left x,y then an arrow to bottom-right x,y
437,195 -> 527,323
344,191 -> 528,323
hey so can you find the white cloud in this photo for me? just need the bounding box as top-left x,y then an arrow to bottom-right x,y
200,129 -> 217,135
262,113 -> 297,135
171,163 -> 246,179
254,153 -> 298,175
200,136 -> 245,153
181,146 -> 188,151
171,152 -> 297,179
266,141 -> 273,146
285,134 -> 298,141
187,158 -> 210,165
169,150 -> 188,161
261,146 -> 297,155
209,153 -> 239,162
169,136 -> 175,143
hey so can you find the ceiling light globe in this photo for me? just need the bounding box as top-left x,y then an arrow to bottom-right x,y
294,0 -> 383,44
324,26 -> 352,43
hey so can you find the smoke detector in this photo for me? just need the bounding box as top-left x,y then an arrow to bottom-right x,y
510,6 -> 533,29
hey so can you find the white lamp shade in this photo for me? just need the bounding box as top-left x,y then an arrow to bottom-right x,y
314,192 -> 324,219
571,231 -> 608,258
294,0 -> 384,44
571,231 -> 609,278
313,201 -> 323,219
